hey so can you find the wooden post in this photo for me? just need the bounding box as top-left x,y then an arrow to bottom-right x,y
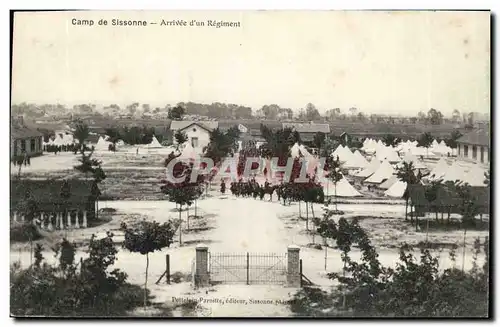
166,254 -> 171,284
300,259 -> 303,287
246,252 -> 250,285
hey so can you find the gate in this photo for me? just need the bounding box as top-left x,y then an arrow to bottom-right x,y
209,252 -> 287,285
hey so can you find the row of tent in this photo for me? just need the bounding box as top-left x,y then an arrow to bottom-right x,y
43,133 -> 74,146
94,135 -> 163,151
362,138 -> 454,157
353,155 -> 488,198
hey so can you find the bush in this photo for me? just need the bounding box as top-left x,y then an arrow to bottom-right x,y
10,233 -> 150,317
10,223 -> 42,243
291,219 -> 490,317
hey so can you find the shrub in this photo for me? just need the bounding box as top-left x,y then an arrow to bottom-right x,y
291,219 -> 489,317
10,223 -> 42,243
10,233 -> 149,317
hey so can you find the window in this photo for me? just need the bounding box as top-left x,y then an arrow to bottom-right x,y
480,146 -> 484,163
464,145 -> 468,157
30,139 -> 36,152
193,127 -> 197,132
472,145 -> 477,159
191,137 -> 198,148
21,140 -> 26,152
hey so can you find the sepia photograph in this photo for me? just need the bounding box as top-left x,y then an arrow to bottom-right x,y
9,10 -> 491,318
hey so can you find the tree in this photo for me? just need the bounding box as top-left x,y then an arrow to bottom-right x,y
174,130 -> 188,150
74,148 -> 106,222
17,186 -> 39,265
424,180 -> 442,223
484,170 -> 490,187
326,156 -> 343,212
168,105 -> 185,120
427,108 -> 444,125
382,134 -> 399,147
292,222 -> 489,317
325,108 -> 340,122
126,103 -> 139,116
305,103 -> 321,121
445,130 -> 463,150
417,111 -> 427,123
89,180 -> 102,220
60,179 -> 71,230
452,109 -> 461,123
11,232 -> 150,316
315,207 -> 339,270
73,122 -> 90,150
313,132 -> 326,155
396,162 -> 418,221
104,128 -> 121,152
160,162 -> 203,245
456,183 -> 480,228
357,112 -> 365,122
417,132 -> 434,156
260,104 -> 280,120
121,221 -> 175,308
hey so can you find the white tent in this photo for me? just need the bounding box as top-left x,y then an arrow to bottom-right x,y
379,175 -> 398,190
332,145 -> 355,163
323,175 -> 362,197
331,145 -> 344,158
43,138 -> 54,146
356,158 -> 381,178
148,135 -> 163,148
52,134 -> 65,146
401,151 -> 427,169
461,165 -> 487,187
290,143 -> 301,158
441,161 -> 465,184
428,158 -> 450,180
62,133 -> 74,145
298,144 -> 312,157
384,180 -> 407,198
365,160 -> 395,184
343,150 -> 369,169
95,136 -> 111,151
376,147 -> 401,163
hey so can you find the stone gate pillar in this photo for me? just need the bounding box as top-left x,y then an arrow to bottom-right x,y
195,244 -> 209,288
287,245 -> 301,287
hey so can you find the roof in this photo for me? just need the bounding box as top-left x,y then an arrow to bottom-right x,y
170,120 -> 219,132
282,123 -> 330,134
11,178 -> 95,211
11,126 -> 44,139
457,129 -> 490,147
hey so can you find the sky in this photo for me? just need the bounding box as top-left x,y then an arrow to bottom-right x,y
11,11 -> 490,115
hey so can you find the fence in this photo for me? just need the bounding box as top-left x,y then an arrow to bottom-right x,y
209,252 -> 287,285
194,245 -> 301,288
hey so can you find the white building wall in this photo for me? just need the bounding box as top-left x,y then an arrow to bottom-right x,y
173,126 -> 211,150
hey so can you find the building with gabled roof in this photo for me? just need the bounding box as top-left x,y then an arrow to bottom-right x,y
11,116 -> 44,159
456,128 -> 490,165
170,120 -> 219,150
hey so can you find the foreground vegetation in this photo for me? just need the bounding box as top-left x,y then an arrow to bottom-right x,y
292,211 -> 489,318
